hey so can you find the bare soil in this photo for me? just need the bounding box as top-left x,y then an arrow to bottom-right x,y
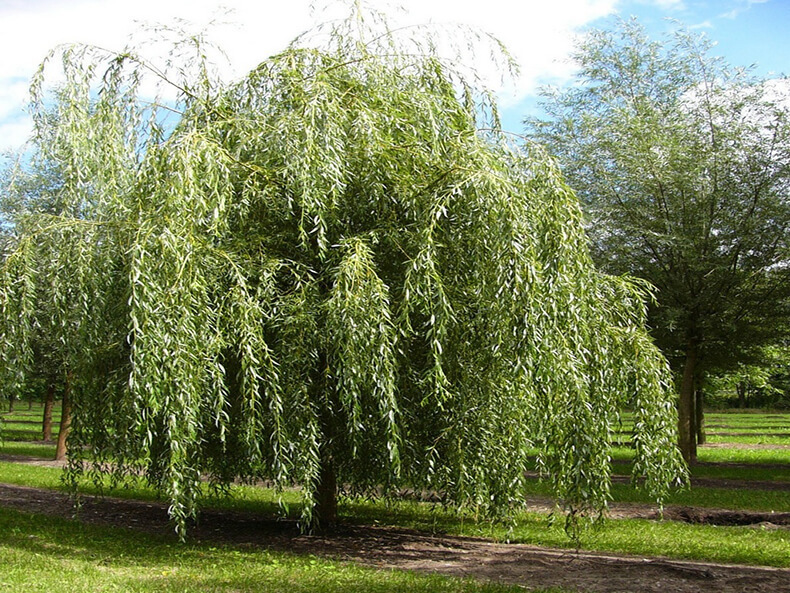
702,442 -> 790,450
1,481 -> 789,593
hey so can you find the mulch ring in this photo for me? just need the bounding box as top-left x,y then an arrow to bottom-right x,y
0,482 -> 789,593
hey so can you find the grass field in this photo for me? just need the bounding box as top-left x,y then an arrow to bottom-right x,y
1,405 -> 789,591
0,404 -> 62,441
616,410 -> 790,446
0,509 -> 527,593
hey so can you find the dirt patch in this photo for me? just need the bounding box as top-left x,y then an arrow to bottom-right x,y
0,483 -> 789,593
706,425 -> 790,430
661,507 -> 790,527
708,432 -> 790,438
701,442 -> 790,450
525,470 -> 790,492
0,454 -> 64,468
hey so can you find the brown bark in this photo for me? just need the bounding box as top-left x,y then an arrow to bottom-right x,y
310,316 -> 339,529
7,396 -> 14,413
315,454 -> 338,527
42,383 -> 55,442
695,375 -> 706,445
736,381 -> 748,408
54,375 -> 72,461
678,343 -> 698,464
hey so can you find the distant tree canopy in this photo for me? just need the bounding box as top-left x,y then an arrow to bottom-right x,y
528,19 -> 790,462
0,7 -> 684,535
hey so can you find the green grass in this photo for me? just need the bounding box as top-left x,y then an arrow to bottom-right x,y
0,462 -> 66,490
705,411 -> 790,421
0,442 -> 57,458
3,458 -> 786,518
0,461 -> 788,568
705,434 -> 790,445
608,445 -> 790,466
0,508 -> 534,593
1,403 -> 62,441
342,499 -> 790,568
610,458 -> 790,482
1,407 -> 789,582
696,447 -> 790,465
519,479 -> 790,513
617,412 -> 790,447
674,463 -> 788,482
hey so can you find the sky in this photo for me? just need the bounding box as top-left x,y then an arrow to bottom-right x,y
0,0 -> 788,154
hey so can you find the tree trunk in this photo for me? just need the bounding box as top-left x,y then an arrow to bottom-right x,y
8,395 -> 14,412
678,343 -> 698,464
737,381 -> 746,408
54,374 -> 72,461
312,336 -> 338,529
315,453 -> 338,527
42,383 -> 55,442
695,375 -> 706,446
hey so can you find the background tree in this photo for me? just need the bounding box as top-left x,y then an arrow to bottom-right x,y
1,113 -> 90,451
527,19 -> 790,462
707,343 -> 790,409
0,7 -> 685,535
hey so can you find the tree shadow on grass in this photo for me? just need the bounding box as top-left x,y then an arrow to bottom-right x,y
0,507 -> 521,593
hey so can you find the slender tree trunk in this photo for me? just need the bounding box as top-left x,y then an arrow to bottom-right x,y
678,342 -> 698,464
315,452 -> 338,527
8,395 -> 14,412
312,337 -> 338,528
695,375 -> 706,446
42,382 -> 55,442
737,381 -> 746,408
55,374 -> 72,461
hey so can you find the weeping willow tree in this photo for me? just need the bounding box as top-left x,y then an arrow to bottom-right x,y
0,6 -> 685,535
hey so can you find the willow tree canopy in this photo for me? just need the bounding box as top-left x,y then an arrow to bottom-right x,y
0,8 -> 685,535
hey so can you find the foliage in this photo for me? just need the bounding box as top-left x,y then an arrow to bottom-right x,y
706,345 -> 790,409
0,6 -> 684,535
527,18 -> 790,460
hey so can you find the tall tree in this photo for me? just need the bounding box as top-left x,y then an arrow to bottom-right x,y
0,8 -> 684,535
2,122 -> 80,452
528,19 -> 790,463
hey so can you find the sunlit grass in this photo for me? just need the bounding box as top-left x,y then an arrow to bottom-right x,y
705,434 -> 790,445
0,442 -> 57,459
608,445 -> 790,466
0,508 -> 531,593
0,403 -> 62,442
0,461 -> 788,568
1,408 -> 788,575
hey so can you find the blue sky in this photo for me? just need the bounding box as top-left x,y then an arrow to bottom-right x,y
498,0 -> 790,130
0,0 -> 787,154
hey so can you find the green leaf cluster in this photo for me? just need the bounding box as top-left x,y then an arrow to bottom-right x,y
0,7 -> 685,536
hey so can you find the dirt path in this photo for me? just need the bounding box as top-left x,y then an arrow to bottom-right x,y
0,482 -> 789,593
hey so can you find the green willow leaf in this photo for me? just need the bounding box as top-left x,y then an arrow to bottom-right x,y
0,6 -> 685,538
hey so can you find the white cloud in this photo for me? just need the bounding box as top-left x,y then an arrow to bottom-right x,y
689,20 -> 714,29
647,0 -> 685,9
719,0 -> 769,20
0,0 -> 621,152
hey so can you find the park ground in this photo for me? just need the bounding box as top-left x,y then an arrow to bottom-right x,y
1,404 -> 788,593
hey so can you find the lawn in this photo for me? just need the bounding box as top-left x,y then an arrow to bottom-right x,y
1,403 -> 62,442
0,508 -> 529,593
0,407 -> 788,590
